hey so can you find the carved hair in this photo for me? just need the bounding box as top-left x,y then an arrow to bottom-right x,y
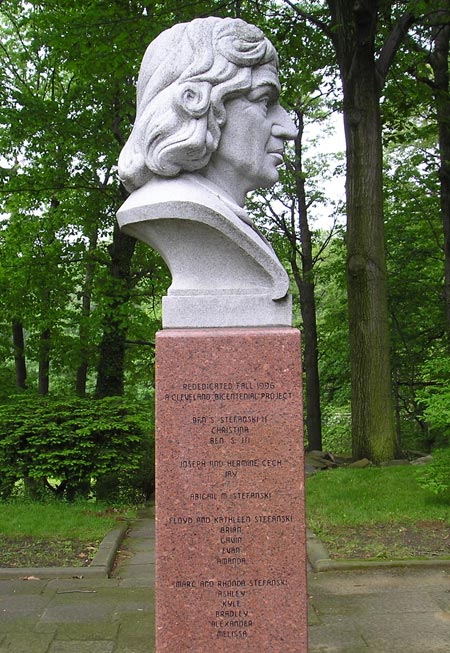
118,17 -> 278,192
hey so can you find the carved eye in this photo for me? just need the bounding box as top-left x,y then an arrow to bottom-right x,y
247,84 -> 277,113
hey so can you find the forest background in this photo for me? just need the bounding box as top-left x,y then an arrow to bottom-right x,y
1,0 -> 450,502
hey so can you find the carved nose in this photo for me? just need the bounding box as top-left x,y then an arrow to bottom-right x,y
272,106 -> 297,140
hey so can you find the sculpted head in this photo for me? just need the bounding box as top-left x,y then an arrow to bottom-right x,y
118,17 -> 296,206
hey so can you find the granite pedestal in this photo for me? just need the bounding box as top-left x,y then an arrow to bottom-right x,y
155,327 -> 307,651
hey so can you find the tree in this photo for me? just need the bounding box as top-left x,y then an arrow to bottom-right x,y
328,1 -> 413,462
407,4 -> 450,333
250,108 -> 337,451
0,0 -> 173,396
384,141 -> 444,449
283,1 -> 425,461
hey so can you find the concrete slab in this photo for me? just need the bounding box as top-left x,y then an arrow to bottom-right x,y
0,632 -> 53,653
308,622 -> 370,650
54,622 -> 119,640
123,551 -> 154,566
48,642 -> 114,653
115,563 -> 154,580
0,580 -> 48,595
40,593 -> 118,624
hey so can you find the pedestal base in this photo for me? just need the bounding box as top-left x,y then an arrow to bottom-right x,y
155,327 -> 307,652
162,294 -> 292,328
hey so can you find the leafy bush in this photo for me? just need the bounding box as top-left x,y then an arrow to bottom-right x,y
413,356 -> 450,499
417,354 -> 450,439
416,448 -> 450,498
0,396 -> 154,502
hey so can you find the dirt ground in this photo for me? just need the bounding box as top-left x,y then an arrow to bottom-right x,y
0,536 -> 99,567
1,521 -> 450,567
320,520 -> 450,560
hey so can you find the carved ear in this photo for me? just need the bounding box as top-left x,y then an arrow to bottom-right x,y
175,81 -> 211,118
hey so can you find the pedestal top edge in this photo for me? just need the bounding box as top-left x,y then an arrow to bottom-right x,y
156,326 -> 300,339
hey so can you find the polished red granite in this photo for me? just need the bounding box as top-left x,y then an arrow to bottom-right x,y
155,328 -> 307,652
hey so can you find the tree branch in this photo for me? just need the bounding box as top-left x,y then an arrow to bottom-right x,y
376,11 -> 416,88
282,0 -> 334,40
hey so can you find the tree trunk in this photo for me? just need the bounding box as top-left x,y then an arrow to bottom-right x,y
95,222 -> 136,398
12,319 -> 27,389
38,328 -> 51,395
294,110 -> 322,451
430,13 -> 450,333
329,0 -> 398,462
76,227 -> 98,396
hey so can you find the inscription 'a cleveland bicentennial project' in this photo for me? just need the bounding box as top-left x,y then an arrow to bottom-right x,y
164,379 -> 293,403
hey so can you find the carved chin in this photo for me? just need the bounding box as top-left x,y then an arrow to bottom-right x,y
254,165 -> 280,190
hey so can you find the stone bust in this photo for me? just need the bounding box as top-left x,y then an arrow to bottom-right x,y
117,17 -> 296,328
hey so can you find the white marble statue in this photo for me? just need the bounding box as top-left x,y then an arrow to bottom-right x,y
117,17 -> 296,328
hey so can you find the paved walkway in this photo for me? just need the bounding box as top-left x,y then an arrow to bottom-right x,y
1,511 -> 450,652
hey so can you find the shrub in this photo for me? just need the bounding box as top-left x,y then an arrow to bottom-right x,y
417,354 -> 450,440
0,396 -> 154,502
416,448 -> 450,499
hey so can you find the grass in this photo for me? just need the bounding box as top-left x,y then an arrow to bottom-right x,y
0,500 -> 137,540
0,500 -> 138,568
306,465 -> 450,528
306,465 -> 450,560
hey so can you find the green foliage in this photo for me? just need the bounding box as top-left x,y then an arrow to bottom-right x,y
315,234 -> 349,406
417,354 -> 450,439
416,448 -> 450,498
0,396 -> 154,502
321,404 -> 352,453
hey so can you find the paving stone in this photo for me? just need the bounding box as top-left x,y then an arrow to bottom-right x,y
366,639 -> 450,652
0,632 -> 53,652
118,576 -> 154,589
430,590 -> 450,612
309,648 -> 368,653
124,552 -> 154,566
308,623 -> 370,650
114,642 -> 155,653
40,594 -> 117,624
48,641 -> 114,653
307,601 -> 321,626
127,525 -> 154,538
46,578 -> 119,592
115,635 -> 154,653
126,536 -> 155,551
311,589 -> 443,616
0,594 -> 51,625
358,608 -> 450,642
54,622 -> 119,640
0,621 -> 56,635
117,563 -> 154,579
117,611 -> 155,634
0,580 -> 48,595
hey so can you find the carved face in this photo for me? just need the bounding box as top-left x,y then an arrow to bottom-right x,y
202,63 -> 296,206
